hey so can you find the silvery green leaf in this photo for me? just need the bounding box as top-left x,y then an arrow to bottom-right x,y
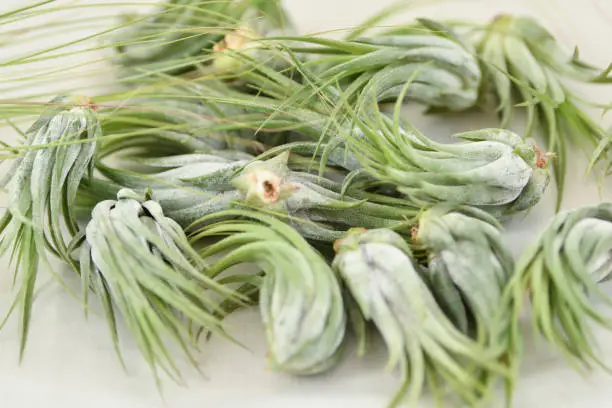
485,167 -> 551,218
193,210 -> 346,375
81,189 -> 237,382
99,153 -> 249,191
350,108 -> 548,211
134,153 -> 237,168
567,218 -> 612,283
356,35 -> 461,50
416,209 -> 513,349
425,257 -> 469,333
508,202 -> 612,371
0,97 -> 100,360
332,228 -> 509,407
158,190 -> 243,227
466,14 -> 612,210
115,0 -> 293,76
98,150 -> 417,241
503,35 -> 548,94
291,18 -> 481,111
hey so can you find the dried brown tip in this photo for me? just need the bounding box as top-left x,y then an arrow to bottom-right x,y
225,27 -> 256,50
247,170 -> 283,204
533,145 -> 555,169
213,41 -> 226,52
410,226 -> 420,243
333,228 -> 367,253
72,95 -> 98,111
262,180 -> 275,197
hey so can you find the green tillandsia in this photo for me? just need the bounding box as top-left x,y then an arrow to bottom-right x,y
266,17 -> 481,111
92,151 -> 249,227
505,202 -> 612,373
114,0 -> 292,77
95,147 -> 253,194
332,228 -> 510,407
348,94 -> 551,215
94,150 -> 418,241
463,14 -> 612,210
413,206 -> 514,366
78,188 -> 240,384
222,150 -> 418,240
0,95 -> 100,358
191,209 -> 346,375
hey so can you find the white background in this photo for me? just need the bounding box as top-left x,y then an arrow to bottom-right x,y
2,0 -> 612,407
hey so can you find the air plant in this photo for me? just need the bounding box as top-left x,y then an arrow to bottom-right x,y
191,210 -> 346,375
78,188 -> 239,383
413,206 -> 516,400
414,207 -> 514,339
0,95 -> 100,358
332,227 -> 510,407
96,60 -> 551,220
460,14 -> 612,209
92,150 -> 418,241
346,92 -> 552,215
114,0 -> 293,77
505,202 -> 612,372
238,18 -> 482,111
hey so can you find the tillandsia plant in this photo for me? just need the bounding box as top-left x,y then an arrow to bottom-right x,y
93,150 -> 418,241
229,151 -> 418,240
78,188 -> 240,383
270,18 -> 482,111
505,202 -> 612,373
0,95 -> 100,358
413,207 -> 514,360
114,0 -> 293,77
191,210 -> 346,375
347,95 -> 552,216
332,228 -> 510,407
459,14 -> 612,209
92,149 -> 252,224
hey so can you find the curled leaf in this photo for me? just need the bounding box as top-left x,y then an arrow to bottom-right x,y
80,188 -> 238,383
192,210 -> 346,374
507,202 -> 612,372
333,228 -> 509,407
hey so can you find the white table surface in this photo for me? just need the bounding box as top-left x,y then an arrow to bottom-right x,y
2,0 -> 612,407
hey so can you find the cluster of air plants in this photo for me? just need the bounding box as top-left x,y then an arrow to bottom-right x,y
1,1 -> 612,407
